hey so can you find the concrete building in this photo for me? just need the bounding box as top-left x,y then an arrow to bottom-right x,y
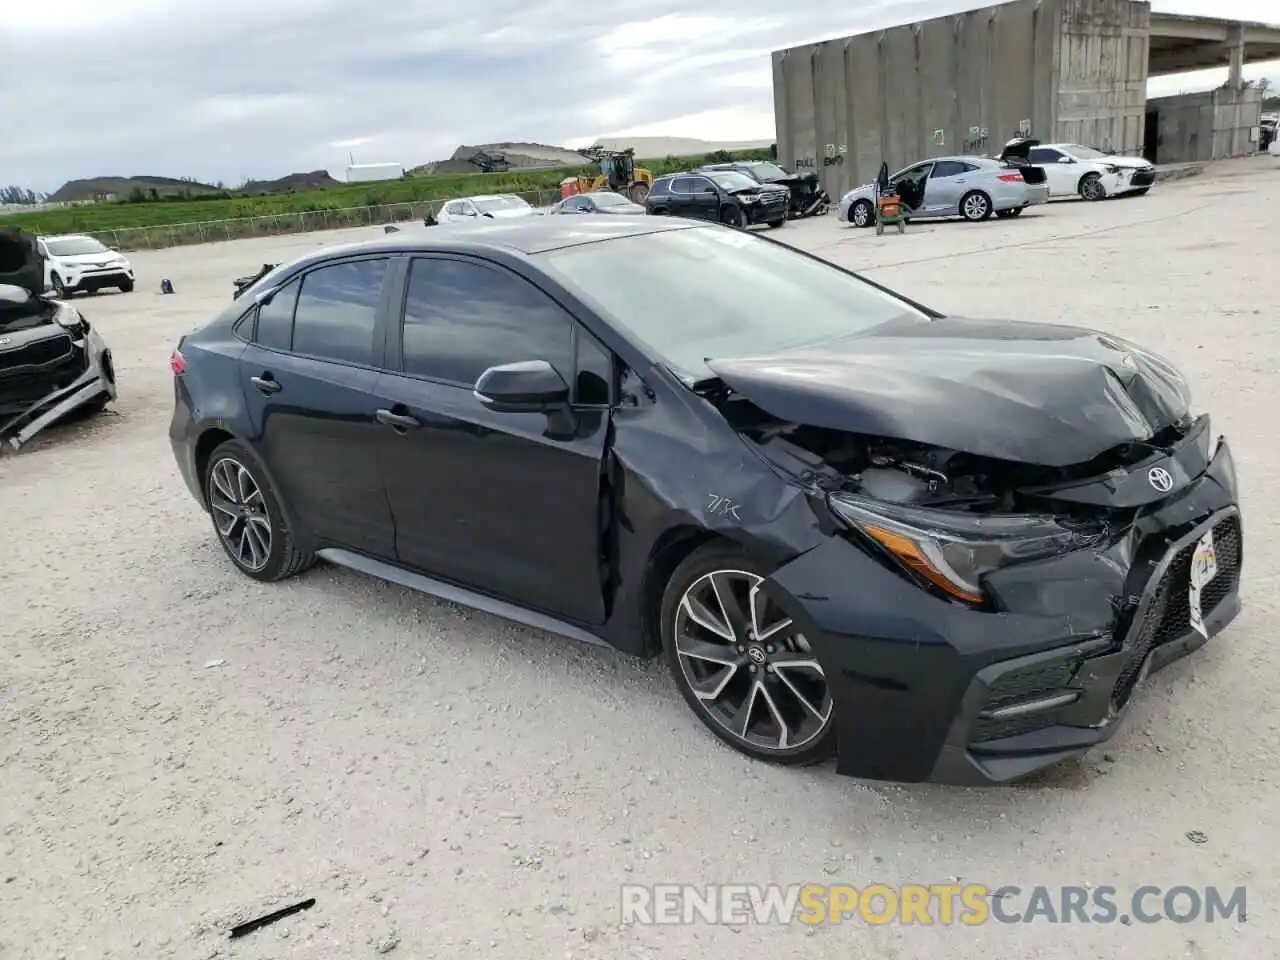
772,0 -> 1280,198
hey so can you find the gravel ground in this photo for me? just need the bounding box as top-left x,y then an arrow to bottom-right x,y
2,156 -> 1278,960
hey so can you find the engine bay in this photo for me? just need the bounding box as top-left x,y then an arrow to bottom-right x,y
714,392 -> 1198,517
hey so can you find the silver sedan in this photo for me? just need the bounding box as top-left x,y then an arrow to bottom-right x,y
838,156 -> 1049,227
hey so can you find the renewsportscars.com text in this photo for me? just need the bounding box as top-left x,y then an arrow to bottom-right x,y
620,883 -> 1247,926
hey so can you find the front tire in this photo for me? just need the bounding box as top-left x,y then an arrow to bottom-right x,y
660,543 -> 837,767
203,439 -> 314,583
995,207 -> 1024,218
52,274 -> 70,298
1079,173 -> 1105,201
849,199 -> 873,228
119,279 -> 134,293
960,191 -> 992,221
720,205 -> 747,229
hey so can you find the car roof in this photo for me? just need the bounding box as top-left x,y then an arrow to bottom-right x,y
277,218 -> 700,268
453,194 -> 527,202
42,233 -> 96,241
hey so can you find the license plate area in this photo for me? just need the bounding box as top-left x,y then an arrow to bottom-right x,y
1188,530 -> 1218,638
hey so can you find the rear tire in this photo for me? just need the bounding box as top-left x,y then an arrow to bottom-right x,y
960,191 -> 993,221
203,439 -> 314,583
660,542 -> 838,767
850,199 -> 873,228
995,207 -> 1024,218
628,183 -> 650,204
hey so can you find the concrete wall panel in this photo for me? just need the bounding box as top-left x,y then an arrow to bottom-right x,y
1148,85 -> 1263,163
846,33 -> 885,189
1052,0 -> 1150,154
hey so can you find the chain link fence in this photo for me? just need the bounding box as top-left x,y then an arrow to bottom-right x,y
86,189 -> 564,251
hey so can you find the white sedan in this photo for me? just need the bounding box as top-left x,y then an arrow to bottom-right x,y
435,194 -> 539,224
1025,143 -> 1156,201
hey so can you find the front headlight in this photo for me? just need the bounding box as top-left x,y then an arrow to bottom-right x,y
827,492 -> 1106,605
1104,164 -> 1121,174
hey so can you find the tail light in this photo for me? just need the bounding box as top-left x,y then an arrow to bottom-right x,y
169,350 -> 187,375
997,172 -> 1024,182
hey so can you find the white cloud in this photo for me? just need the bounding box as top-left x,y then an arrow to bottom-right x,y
0,0 -> 1276,191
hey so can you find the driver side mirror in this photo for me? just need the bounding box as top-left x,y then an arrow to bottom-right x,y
474,360 -> 570,412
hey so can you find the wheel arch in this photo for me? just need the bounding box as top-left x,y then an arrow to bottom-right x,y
194,427 -> 315,552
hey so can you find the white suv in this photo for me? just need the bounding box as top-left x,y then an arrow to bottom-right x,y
38,234 -> 135,297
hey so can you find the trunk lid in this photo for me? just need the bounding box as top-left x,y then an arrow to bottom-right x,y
704,316 -> 1191,467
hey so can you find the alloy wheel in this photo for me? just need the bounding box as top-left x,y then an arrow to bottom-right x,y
208,457 -> 273,572
851,201 -> 871,227
673,569 -> 833,753
1080,175 -> 1104,201
962,193 -> 990,220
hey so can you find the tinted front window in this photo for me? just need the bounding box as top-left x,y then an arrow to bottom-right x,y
401,258 -> 573,387
255,277 -> 300,351
669,178 -> 694,195
539,226 -> 927,379
45,238 -> 109,256
745,163 -> 789,180
291,259 -> 388,365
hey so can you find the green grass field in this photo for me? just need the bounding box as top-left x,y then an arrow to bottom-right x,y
1,150 -> 773,237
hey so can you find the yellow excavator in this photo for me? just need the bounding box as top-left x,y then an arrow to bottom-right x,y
574,148 -> 653,203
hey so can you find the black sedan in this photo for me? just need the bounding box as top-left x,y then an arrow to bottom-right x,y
169,218 -> 1243,785
549,191 -> 646,215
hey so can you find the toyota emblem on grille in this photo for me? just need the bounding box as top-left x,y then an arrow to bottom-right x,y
1147,466 -> 1174,493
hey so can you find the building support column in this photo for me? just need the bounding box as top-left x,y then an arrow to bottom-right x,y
1226,24 -> 1245,89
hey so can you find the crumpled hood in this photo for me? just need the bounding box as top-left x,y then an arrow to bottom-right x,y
0,227 -> 45,300
705,316 -> 1192,467
1102,155 -> 1154,170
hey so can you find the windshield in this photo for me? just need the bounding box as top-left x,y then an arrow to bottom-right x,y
745,162 -> 789,180
474,196 -> 530,213
590,192 -> 631,207
706,171 -> 758,191
45,237 -> 109,256
537,226 -> 928,379
1062,144 -> 1106,160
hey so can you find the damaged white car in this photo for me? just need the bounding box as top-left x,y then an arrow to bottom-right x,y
0,227 -> 118,452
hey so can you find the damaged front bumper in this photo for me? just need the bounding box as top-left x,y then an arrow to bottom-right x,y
0,326 -> 116,452
765,436 -> 1242,785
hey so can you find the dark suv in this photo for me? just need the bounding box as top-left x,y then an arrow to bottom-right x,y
644,170 -> 789,228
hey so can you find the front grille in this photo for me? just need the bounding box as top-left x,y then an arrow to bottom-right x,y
970,658 -> 1081,743
1112,514 -> 1242,706
1130,169 -> 1156,187
0,334 -> 73,372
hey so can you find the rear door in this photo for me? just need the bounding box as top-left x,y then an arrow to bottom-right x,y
922,160 -> 973,214
1029,147 -> 1073,196
666,177 -> 697,217
684,176 -> 721,220
373,254 -> 612,625
238,255 -> 398,558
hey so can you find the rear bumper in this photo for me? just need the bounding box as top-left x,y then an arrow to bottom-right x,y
765,436 -> 1242,785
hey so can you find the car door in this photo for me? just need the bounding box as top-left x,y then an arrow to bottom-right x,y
684,176 -> 721,220
1029,147 -> 1073,196
373,254 -> 612,625
237,255 -> 398,559
922,160 -> 973,215
666,177 -> 696,217
892,162 -> 933,212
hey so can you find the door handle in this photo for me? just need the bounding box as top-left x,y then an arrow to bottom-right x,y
250,375 -> 281,395
954,179 -> 967,184
376,408 -> 421,431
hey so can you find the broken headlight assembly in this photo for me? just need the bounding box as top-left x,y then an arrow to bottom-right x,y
827,492 -> 1106,605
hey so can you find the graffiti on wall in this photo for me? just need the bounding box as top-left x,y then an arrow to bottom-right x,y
797,144 -> 847,170
962,125 -> 990,153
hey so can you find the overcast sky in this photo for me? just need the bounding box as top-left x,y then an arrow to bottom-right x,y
1,0 -> 1276,191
